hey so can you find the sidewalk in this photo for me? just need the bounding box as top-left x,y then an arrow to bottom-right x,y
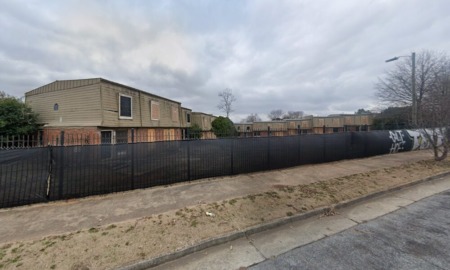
152,174 -> 450,270
0,151 -> 435,244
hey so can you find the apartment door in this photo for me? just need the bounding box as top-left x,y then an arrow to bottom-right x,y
100,131 -> 112,159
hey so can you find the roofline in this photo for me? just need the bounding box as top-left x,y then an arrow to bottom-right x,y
191,112 -> 216,117
98,78 -> 181,104
26,77 -> 181,105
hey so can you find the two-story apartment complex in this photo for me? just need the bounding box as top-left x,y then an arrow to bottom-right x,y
25,78 -> 194,144
235,114 -> 375,137
190,112 -> 217,139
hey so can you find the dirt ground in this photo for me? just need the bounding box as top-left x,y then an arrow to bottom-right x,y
1,159 -> 449,270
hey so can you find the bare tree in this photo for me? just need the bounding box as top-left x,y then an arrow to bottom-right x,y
355,108 -> 371,115
268,109 -> 284,120
376,49 -> 449,160
241,113 -> 261,123
283,111 -> 304,119
376,50 -> 448,125
217,88 -> 236,118
420,59 -> 450,160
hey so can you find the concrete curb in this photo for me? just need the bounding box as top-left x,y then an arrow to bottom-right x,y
118,171 -> 450,270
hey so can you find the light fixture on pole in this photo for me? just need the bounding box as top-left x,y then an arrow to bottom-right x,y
385,52 -> 417,126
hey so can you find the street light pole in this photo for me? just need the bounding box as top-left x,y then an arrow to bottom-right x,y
385,52 -> 417,127
411,52 -> 417,127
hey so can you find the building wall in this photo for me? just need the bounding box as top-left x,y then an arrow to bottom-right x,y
100,82 -> 142,127
25,79 -> 191,144
235,114 -> 376,136
252,121 -> 286,131
180,107 -> 192,128
26,83 -> 102,127
26,79 -> 185,130
191,112 -> 215,131
99,81 -> 182,128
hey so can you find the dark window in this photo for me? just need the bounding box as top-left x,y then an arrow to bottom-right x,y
246,126 -> 250,131
101,131 -> 112,158
54,103 -> 59,111
187,113 -> 191,123
119,95 -> 132,118
101,131 -> 112,144
333,128 -> 339,133
237,126 -> 241,130
116,130 -> 128,144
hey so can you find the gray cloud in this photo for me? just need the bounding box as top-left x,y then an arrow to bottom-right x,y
1,0 -> 449,122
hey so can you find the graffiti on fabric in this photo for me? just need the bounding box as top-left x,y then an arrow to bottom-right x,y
405,130 -> 431,151
388,129 -> 443,153
388,130 -> 407,153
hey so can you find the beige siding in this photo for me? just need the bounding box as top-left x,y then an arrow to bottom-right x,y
191,112 -> 215,131
252,121 -> 287,130
26,79 -> 101,96
235,124 -> 253,132
287,119 -> 312,129
99,81 -> 182,128
344,115 -> 374,126
100,82 -> 142,127
180,107 -> 192,128
313,117 -> 344,128
139,94 -> 182,128
26,84 -> 102,127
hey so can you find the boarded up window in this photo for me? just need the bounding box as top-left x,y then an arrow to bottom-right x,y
119,94 -> 132,119
172,106 -> 179,122
116,130 -> 128,144
151,101 -> 160,120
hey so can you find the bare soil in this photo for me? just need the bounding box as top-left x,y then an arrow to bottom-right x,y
1,159 -> 449,270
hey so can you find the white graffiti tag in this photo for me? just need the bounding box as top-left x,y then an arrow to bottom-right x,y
389,130 -> 406,153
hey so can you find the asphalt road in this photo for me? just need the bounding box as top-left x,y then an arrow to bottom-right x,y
250,189 -> 450,270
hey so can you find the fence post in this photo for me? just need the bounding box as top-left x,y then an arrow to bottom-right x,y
230,139 -> 234,175
187,140 -> 191,180
297,133 -> 301,165
267,127 -> 271,169
58,131 -> 65,199
323,134 -> 327,162
47,145 -> 53,199
345,132 -> 351,159
131,128 -> 135,189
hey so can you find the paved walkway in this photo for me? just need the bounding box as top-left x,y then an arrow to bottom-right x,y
153,175 -> 450,270
0,151 -> 434,244
251,188 -> 450,270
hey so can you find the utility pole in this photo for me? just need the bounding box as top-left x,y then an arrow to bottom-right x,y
385,52 -> 417,126
411,52 -> 417,126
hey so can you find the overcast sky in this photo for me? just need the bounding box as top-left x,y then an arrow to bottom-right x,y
1,0 -> 449,122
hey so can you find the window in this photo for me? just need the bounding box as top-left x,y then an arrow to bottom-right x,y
119,94 -> 132,119
186,113 -> 191,123
53,103 -> 59,111
116,130 -> 128,144
151,100 -> 160,120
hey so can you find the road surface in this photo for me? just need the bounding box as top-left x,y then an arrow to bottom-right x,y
250,189 -> 450,270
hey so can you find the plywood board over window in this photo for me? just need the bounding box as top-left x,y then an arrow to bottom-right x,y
172,106 -> 179,122
151,100 -> 160,120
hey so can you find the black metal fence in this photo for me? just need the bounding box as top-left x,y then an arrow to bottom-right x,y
0,130 -> 413,209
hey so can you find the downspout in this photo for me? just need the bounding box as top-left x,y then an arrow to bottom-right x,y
139,91 -> 143,128
99,83 -> 104,127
